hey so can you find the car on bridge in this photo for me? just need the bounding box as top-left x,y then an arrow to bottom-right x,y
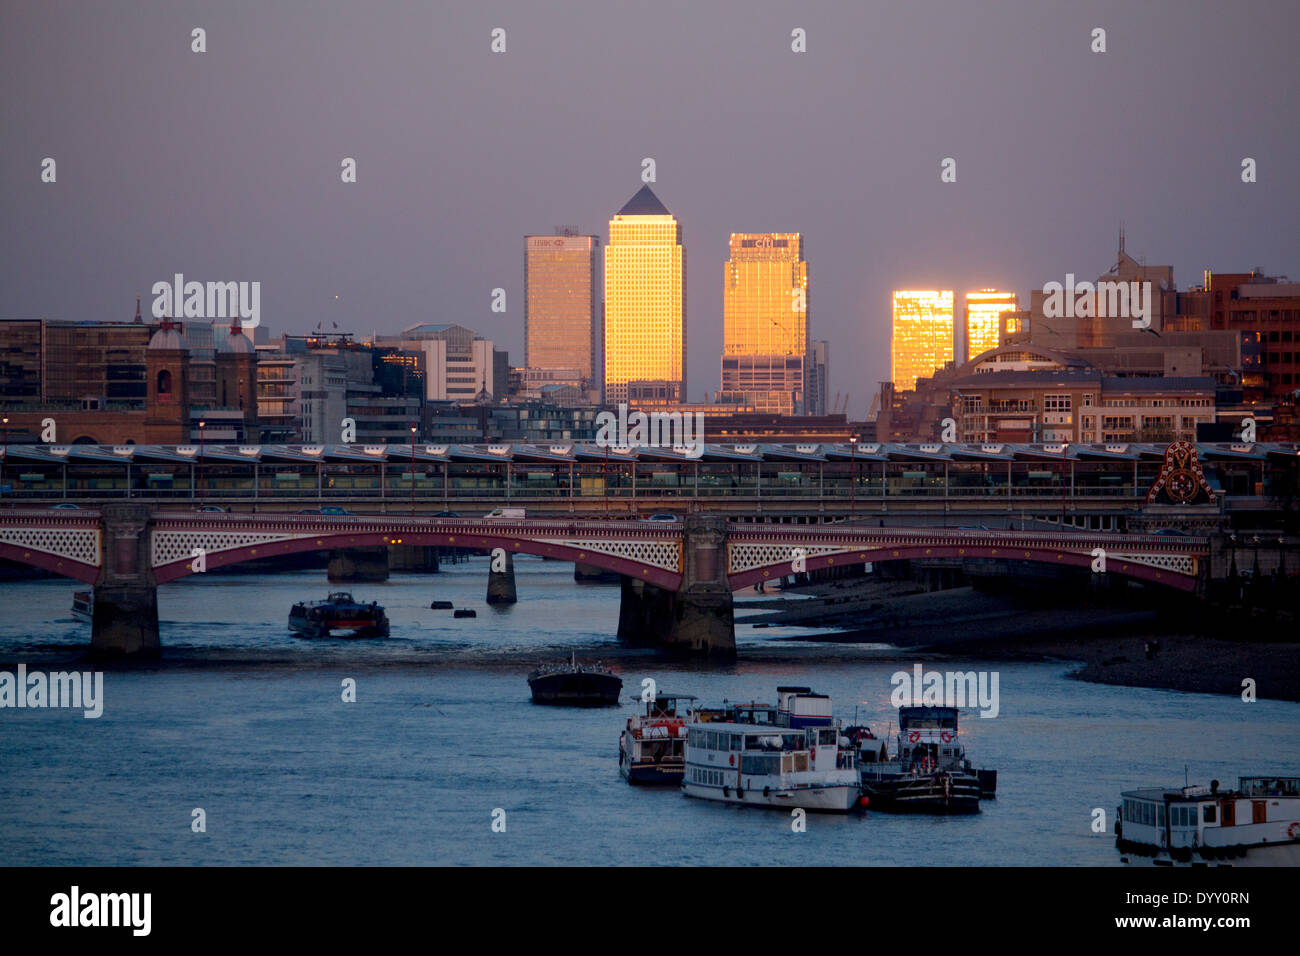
484,508 -> 526,519
195,505 -> 229,513
643,513 -> 679,522
319,506 -> 353,516
48,503 -> 81,510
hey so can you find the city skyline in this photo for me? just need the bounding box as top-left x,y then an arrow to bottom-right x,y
3,2 -> 1297,419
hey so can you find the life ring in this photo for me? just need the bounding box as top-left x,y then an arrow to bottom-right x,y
1288,822 -> 1300,840
940,732 -> 953,743
729,753 -> 735,766
810,747 -> 817,761
909,731 -> 920,743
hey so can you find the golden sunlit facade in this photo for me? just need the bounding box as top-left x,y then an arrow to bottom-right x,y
965,289 -> 1018,361
720,233 -> 808,415
604,185 -> 685,404
525,233 -> 600,385
891,290 -> 954,392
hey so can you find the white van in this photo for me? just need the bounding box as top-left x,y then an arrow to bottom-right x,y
483,508 -> 526,520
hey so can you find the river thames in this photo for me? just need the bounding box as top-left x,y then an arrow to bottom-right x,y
2,555 -> 1297,866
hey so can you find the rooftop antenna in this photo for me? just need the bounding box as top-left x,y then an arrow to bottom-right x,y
1185,764 -> 1189,788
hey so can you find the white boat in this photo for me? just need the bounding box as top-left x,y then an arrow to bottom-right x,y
682,721 -> 862,813
619,693 -> 697,785
71,590 -> 93,623
1116,776 -> 1300,866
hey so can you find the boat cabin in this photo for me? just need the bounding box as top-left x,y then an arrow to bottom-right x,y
730,703 -> 780,725
896,706 -> 964,771
1120,777 -> 1300,853
776,686 -> 834,729
637,693 -> 696,722
686,722 -> 848,780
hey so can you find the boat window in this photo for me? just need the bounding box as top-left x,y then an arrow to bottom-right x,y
1202,804 -> 1216,823
1157,804 -> 1165,827
817,728 -> 837,746
740,753 -> 780,776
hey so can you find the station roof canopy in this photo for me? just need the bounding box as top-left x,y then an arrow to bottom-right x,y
2,442 -> 1296,466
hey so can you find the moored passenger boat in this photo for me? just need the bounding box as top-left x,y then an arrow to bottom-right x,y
1116,776 -> 1300,866
620,693 -> 697,785
288,592 -> 390,639
71,590 -> 93,623
857,706 -> 989,814
683,721 -> 861,813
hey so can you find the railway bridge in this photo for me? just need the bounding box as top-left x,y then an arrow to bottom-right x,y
0,506 -> 1220,658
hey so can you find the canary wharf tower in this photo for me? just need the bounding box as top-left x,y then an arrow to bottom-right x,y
603,184 -> 685,404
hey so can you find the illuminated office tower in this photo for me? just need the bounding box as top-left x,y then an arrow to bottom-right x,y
524,231 -> 600,391
964,289 -> 1018,361
720,233 -> 808,415
891,290 -> 954,392
603,184 -> 685,404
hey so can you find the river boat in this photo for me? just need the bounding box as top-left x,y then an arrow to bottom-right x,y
619,693 -> 697,784
1116,776 -> 1300,866
528,654 -> 622,706
288,592 -> 390,639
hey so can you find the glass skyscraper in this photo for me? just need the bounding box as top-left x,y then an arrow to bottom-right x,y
720,233 -> 808,415
891,290 -> 954,392
603,184 -> 685,404
524,231 -> 600,390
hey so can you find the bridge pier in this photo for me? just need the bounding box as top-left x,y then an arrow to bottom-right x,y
328,547 -> 389,583
575,561 -> 619,584
663,515 -> 735,658
91,585 -> 160,657
617,576 -> 673,645
92,503 -> 159,657
486,551 -> 517,604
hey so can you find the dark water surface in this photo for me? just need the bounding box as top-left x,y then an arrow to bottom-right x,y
2,557 -> 1297,865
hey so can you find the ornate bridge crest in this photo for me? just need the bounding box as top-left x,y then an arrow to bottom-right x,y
1145,440 -> 1216,505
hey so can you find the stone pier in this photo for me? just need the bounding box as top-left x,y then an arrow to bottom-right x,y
486,551 -> 517,604
91,503 -> 160,657
670,514 -> 737,657
616,576 -> 674,645
328,546 -> 390,583
575,561 -> 620,584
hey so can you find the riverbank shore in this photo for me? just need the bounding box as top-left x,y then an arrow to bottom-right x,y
741,577 -> 1300,702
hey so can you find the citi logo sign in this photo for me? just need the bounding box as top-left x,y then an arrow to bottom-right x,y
151,273 -> 260,328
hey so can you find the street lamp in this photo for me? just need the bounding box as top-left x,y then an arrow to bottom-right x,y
410,423 -> 418,517
604,443 -> 610,518
848,435 -> 859,523
1,416 -> 8,500
197,419 -> 206,501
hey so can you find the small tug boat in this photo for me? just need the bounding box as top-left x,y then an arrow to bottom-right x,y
528,654 -> 622,706
1116,776 -> 1300,866
683,688 -> 862,813
620,693 -> 697,785
71,590 -> 94,623
857,706 -> 992,814
288,592 -> 390,639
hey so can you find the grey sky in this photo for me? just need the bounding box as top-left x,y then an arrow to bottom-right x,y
3,0 -> 1297,416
